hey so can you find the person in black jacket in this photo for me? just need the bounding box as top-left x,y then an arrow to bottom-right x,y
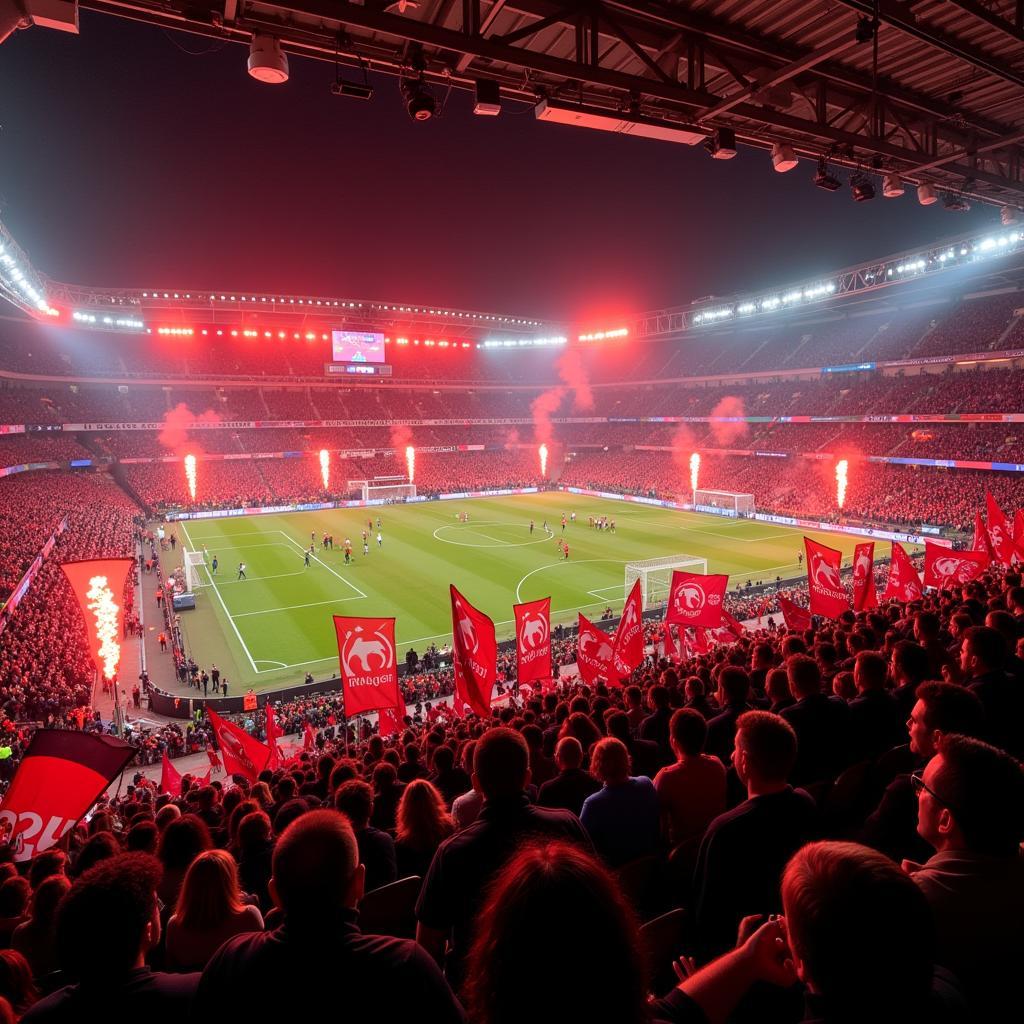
781,654 -> 850,784
192,810 -> 462,1024
848,650 -> 905,762
22,854 -> 199,1024
334,780 -> 396,893
537,737 -> 600,817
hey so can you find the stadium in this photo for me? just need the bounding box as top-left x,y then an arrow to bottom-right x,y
0,2 -> 1022,1022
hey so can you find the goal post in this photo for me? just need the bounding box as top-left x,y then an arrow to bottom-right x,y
693,489 -> 755,517
625,554 -> 708,609
347,479 -> 416,502
183,550 -> 209,592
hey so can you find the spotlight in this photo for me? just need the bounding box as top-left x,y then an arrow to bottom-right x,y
771,142 -> 798,173
473,78 -> 501,116
850,172 -> 875,202
331,80 -> 373,100
813,157 -> 841,191
943,193 -> 970,212
917,184 -> 938,206
247,35 -> 289,84
704,127 -> 737,159
882,173 -> 905,198
402,78 -> 436,121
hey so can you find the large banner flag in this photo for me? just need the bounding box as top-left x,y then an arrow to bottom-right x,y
161,752 -> 182,798
450,586 -> 498,717
61,558 -> 135,681
576,613 -> 616,685
985,492 -> 1015,565
665,571 -> 729,628
882,542 -> 923,603
207,709 -> 272,783
852,542 -> 877,612
264,703 -> 282,768
612,580 -> 645,678
1014,509 -> 1024,542
779,596 -> 812,632
513,597 -> 552,685
0,731 -> 134,861
972,511 -> 995,560
804,538 -> 850,619
333,616 -> 401,717
923,543 -> 989,589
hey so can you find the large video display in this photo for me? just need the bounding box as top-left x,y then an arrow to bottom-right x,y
331,330 -> 386,364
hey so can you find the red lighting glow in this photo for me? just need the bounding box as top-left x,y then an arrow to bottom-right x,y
319,449 -> 330,490
578,327 -> 629,341
184,453 -> 197,502
539,443 -> 548,479
406,446 -> 415,483
835,459 -> 848,510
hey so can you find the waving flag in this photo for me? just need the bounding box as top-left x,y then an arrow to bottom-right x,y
264,703 -> 282,768
662,623 -> 681,661
61,558 -> 135,682
972,511 -> 995,560
207,709 -> 272,783
986,492 -> 1015,565
804,538 -> 850,619
852,542 -> 877,612
450,585 -> 498,717
779,596 -> 812,632
576,613 -> 616,685
377,694 -> 407,738
612,580 -> 645,678
334,616 -> 401,716
0,732 -> 134,861
160,752 -> 183,798
514,597 -> 552,685
665,571 -> 729,628
882,543 -> 923,603
923,543 -> 989,588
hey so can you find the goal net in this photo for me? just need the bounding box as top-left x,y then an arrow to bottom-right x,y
183,550 -> 209,592
693,489 -> 755,517
347,479 -> 417,502
625,554 -> 708,609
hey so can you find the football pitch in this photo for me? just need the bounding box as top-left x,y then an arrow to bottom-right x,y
160,493 -> 895,693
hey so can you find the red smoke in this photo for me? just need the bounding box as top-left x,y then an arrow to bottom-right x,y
390,424 -> 413,471
670,422 -> 697,479
708,395 -> 749,447
556,348 -> 594,411
159,403 -> 219,454
531,387 -> 566,446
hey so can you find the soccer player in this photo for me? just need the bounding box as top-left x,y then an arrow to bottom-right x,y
376,516 -> 382,528
530,520 -> 534,534
571,511 -> 576,523
202,545 -> 209,563
561,514 -> 566,532
564,542 -> 570,560
377,531 -> 383,548
368,518 -> 373,532
237,562 -> 246,580
610,519 -> 615,533
304,550 -> 311,568
211,555 -> 218,575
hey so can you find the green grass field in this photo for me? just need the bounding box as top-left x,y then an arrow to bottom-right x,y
161,493 -> 898,693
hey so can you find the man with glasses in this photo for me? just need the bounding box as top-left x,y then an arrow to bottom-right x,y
905,734 -> 1024,1020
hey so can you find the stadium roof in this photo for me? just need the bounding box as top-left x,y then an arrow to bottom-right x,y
26,0 -> 1023,210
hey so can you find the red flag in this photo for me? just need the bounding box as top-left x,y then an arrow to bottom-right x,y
882,543 -> 923,603
303,722 -> 317,751
985,492 -> 1015,565
779,596 -> 812,632
1014,509 -> 1024,542
973,511 -> 996,560
60,558 -> 135,681
160,752 -> 182,798
662,623 -> 680,661
264,704 -> 282,768
690,627 -> 711,654
207,709 -> 271,783
612,580 -> 645,678
804,538 -> 850,619
923,543 -> 989,588
665,571 -> 729,628
450,585 -> 497,717
378,694 -> 406,738
0,731 -> 134,861
852,542 -> 877,612
334,616 -> 401,716
513,597 -> 552,685
576,613 -> 616,685
719,608 -> 746,639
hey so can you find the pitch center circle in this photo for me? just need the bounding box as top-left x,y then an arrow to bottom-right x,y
432,520 -> 557,548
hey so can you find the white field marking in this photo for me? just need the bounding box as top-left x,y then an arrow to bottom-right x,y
432,521 -> 555,548
254,659 -> 288,668
194,541 -> 295,551
180,523 -> 259,674
183,530 -> 285,541
276,531 -> 367,599
233,595 -> 363,618
218,569 -> 308,585
515,557 -> 626,604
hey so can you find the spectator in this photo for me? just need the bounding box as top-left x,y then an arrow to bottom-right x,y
638,685 -> 673,765
0,880 -> 29,950
906,734 -> 1024,1018
782,654 -> 850,784
21,854 -> 199,1024
537,737 -> 600,817
192,811 -> 462,1023
654,708 -> 726,847
164,850 -> 263,972
427,747 -> 470,808
692,711 -> 815,957
951,625 -> 1023,754
11,875 -> 69,980
580,737 -> 660,868
0,951 -> 37,1016
334,780 -> 397,893
235,812 -> 273,914
395,780 -> 454,882
848,650 -> 904,761
156,816 -> 212,910
415,727 -> 588,987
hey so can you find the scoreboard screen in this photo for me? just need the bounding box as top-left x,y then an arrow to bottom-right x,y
331,330 -> 385,364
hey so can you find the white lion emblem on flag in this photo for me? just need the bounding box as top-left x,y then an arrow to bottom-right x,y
674,582 -> 706,614
341,626 -> 394,677
521,613 -> 548,649
811,553 -> 842,589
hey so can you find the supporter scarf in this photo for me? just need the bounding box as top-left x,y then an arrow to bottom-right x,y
612,580 -> 645,680
852,542 -> 877,612
923,543 -> 989,589
0,731 -> 134,861
513,597 -> 552,686
665,571 -> 729,628
333,616 -> 401,717
449,585 -> 498,717
207,709 -> 272,783
576,613 -> 616,685
882,543 -> 923,603
804,538 -> 850,619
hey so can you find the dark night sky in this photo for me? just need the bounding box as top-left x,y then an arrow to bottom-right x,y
0,13 -> 998,322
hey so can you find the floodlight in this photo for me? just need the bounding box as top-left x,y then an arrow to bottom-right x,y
248,35 -> 289,84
